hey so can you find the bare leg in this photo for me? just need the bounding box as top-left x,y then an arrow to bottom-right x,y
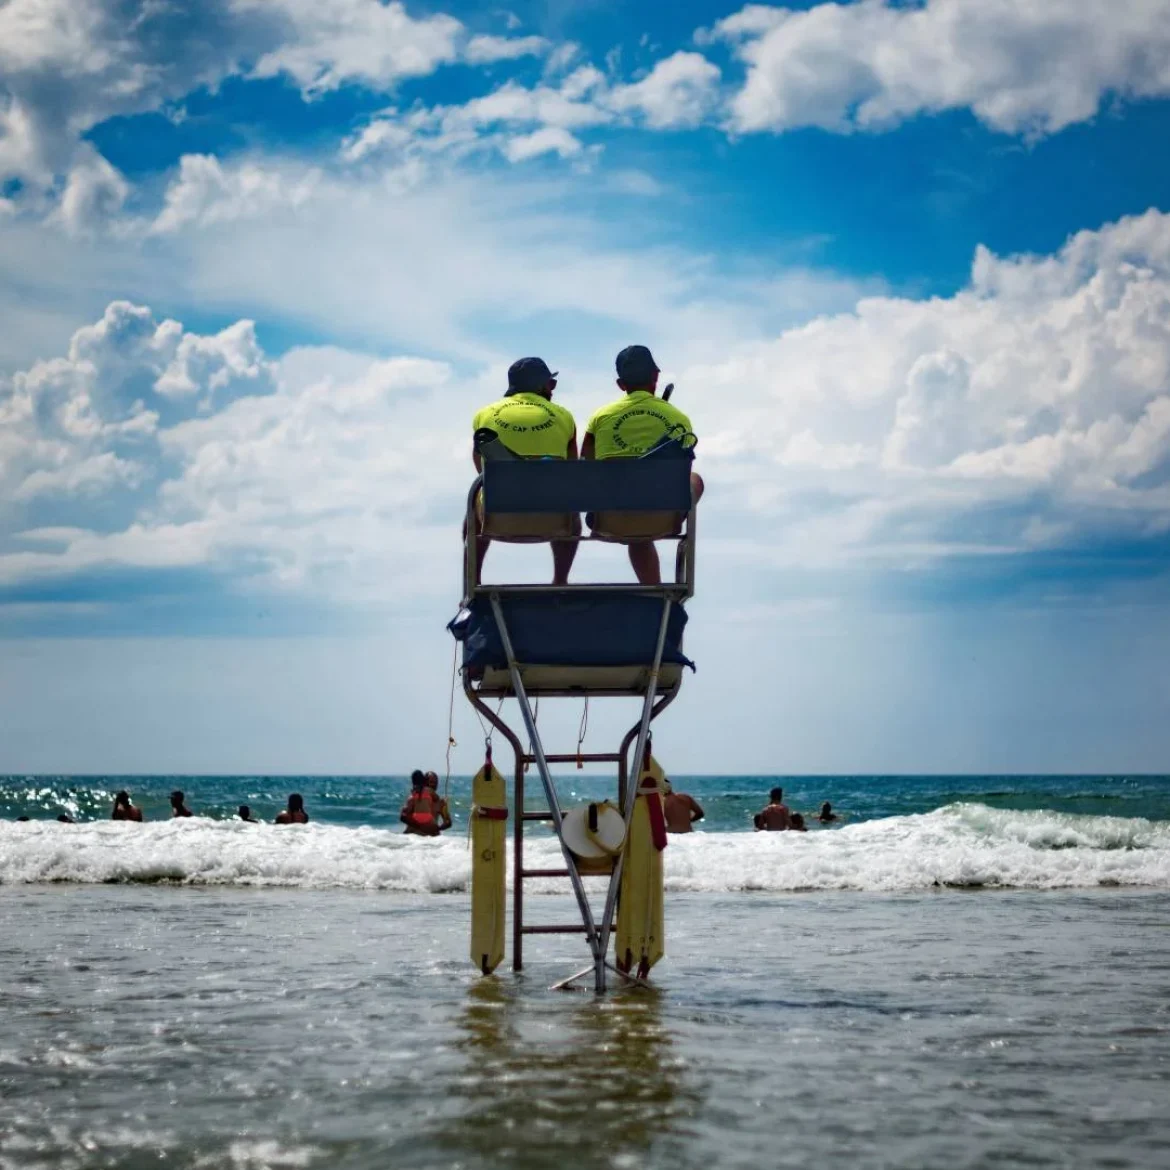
627,541 -> 661,585
551,539 -> 578,586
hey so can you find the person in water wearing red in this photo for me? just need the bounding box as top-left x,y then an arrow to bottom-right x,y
424,771 -> 453,833
401,771 -> 441,837
275,794 -> 309,824
111,790 -> 143,821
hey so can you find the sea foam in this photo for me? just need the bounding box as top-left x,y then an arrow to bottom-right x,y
1,803 -> 1167,892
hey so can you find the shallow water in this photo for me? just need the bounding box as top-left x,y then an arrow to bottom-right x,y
1,886 -> 1167,1170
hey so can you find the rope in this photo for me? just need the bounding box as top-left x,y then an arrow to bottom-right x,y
444,640 -> 458,798
472,696 -> 505,745
576,697 -> 590,770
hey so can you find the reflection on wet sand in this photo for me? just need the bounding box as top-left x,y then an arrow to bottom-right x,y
437,978 -> 703,1170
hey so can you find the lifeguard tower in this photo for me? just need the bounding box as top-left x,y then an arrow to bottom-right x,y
449,434 -> 696,992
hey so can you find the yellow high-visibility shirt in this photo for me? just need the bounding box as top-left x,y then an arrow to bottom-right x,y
585,391 -> 694,459
472,392 -> 576,458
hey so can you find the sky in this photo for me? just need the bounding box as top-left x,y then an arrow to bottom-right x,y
2,0 -> 1170,775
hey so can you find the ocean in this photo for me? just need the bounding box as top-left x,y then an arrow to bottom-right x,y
2,773 -> 1168,1168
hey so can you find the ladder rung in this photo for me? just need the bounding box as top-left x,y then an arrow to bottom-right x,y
475,584 -> 688,597
521,753 -> 622,764
521,868 -> 571,878
521,924 -> 591,935
522,810 -> 555,821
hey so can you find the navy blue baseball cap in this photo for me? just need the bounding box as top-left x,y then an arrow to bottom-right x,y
615,345 -> 659,385
506,356 -> 558,395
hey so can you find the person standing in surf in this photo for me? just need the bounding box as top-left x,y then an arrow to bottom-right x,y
754,788 -> 791,831
400,771 -> 441,837
663,782 -> 705,833
111,791 -> 143,822
424,771 -> 453,834
275,794 -> 309,824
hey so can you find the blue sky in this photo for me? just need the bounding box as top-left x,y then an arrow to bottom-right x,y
2,0 -> 1170,772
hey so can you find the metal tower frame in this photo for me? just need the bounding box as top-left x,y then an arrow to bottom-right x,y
459,465 -> 695,993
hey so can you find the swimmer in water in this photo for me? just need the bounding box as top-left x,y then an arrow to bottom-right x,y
789,812 -> 808,831
754,787 -> 791,831
663,782 -> 704,833
111,791 -> 144,822
237,805 -> 260,823
275,794 -> 309,824
424,771 -> 453,833
170,790 -> 193,818
818,801 -> 839,824
401,771 -> 440,837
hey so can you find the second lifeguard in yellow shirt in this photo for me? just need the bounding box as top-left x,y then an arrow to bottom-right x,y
582,345 -> 704,585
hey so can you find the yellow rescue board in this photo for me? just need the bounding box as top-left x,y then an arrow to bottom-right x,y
470,761 -> 507,974
616,754 -> 667,977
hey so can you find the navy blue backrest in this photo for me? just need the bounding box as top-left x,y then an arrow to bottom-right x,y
482,457 -> 692,514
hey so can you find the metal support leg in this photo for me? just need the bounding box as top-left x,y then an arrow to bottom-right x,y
596,597 -> 673,982
513,755 -> 524,971
488,593 -> 603,982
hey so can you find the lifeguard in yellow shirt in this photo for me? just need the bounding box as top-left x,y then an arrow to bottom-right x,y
582,345 -> 704,585
470,356 -> 579,584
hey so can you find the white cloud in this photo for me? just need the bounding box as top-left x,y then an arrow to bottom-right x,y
607,52 -> 722,129
456,68 -> 613,132
686,208 -> 1170,569
0,301 -> 275,517
151,154 -> 321,234
341,53 -> 718,170
502,126 -> 583,162
53,147 -> 130,234
138,149 -> 839,368
241,0 -> 463,96
0,0 -> 466,214
3,210 -> 1170,605
544,42 -> 582,76
0,0 -> 249,189
710,0 -> 1170,136
465,34 -> 550,65
13,451 -> 142,501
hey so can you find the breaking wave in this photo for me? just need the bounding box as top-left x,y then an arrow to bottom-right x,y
1,803 -> 1168,893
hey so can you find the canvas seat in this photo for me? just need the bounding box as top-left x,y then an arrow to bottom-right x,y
587,509 -> 684,541
474,428 -> 577,541
477,489 -> 579,540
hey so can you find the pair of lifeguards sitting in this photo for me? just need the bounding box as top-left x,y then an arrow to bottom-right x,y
471,345 -> 704,586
